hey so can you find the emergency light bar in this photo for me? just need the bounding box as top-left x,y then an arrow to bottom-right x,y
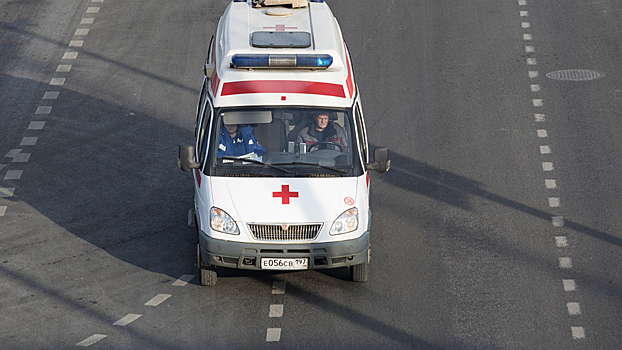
231,54 -> 333,69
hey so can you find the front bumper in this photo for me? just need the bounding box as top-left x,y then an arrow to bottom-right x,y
199,231 -> 369,270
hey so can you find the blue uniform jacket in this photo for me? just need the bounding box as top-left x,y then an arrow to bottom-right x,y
217,125 -> 266,157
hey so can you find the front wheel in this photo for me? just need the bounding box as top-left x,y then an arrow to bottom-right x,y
197,244 -> 217,286
350,261 -> 368,282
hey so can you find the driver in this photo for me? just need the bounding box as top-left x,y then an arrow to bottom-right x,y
296,112 -> 348,152
217,124 -> 266,157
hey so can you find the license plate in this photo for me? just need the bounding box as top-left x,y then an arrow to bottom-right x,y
261,258 -> 308,270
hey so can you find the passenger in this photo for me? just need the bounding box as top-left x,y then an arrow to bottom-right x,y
217,124 -> 266,157
296,113 -> 348,151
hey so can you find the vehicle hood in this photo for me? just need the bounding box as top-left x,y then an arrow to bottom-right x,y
210,177 -> 358,223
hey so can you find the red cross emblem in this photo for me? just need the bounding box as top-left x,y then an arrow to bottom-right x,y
273,185 -> 298,204
263,25 -> 297,32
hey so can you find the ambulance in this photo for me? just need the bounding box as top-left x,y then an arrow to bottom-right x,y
178,0 -> 390,286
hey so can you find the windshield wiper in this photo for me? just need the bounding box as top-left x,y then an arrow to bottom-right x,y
273,162 -> 347,174
221,156 -> 290,174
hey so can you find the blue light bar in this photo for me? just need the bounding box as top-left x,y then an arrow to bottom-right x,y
231,54 -> 333,69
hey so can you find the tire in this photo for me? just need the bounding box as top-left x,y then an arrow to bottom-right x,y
197,244 -> 217,286
350,261 -> 368,282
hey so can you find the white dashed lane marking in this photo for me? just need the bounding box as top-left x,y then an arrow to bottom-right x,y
537,129 -> 548,138
4,149 -> 21,158
567,302 -> 581,315
272,281 -> 286,294
172,274 -> 195,286
269,304 -> 284,318
563,279 -> 576,292
4,170 -> 23,180
0,188 -> 14,198
21,137 -> 38,146
266,328 -> 281,342
12,153 -> 30,163
571,327 -> 585,339
559,257 -> 573,269
28,121 -> 45,130
545,179 -> 556,188
555,236 -> 568,248
542,162 -> 554,171
35,106 -> 52,114
529,71 -> 538,78
540,145 -> 551,154
144,294 -> 171,306
62,52 -> 78,59
548,197 -> 560,207
0,206 -> 6,216
75,28 -> 90,36
113,314 -> 142,326
50,77 -> 65,85
69,40 -> 84,47
76,334 -> 107,347
42,91 -> 59,99
56,64 -> 72,72
80,18 -> 95,24
86,7 -> 100,13
552,216 -> 564,227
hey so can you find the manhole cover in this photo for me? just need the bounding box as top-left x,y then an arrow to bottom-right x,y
546,69 -> 605,81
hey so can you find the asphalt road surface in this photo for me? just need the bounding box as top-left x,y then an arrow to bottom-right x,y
1,0 -> 621,349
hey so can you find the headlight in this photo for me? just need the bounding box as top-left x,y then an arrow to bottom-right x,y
330,208 -> 358,235
210,207 -> 239,235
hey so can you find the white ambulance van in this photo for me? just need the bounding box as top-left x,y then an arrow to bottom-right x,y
179,0 -> 390,286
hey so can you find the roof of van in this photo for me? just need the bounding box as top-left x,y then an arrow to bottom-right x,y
209,0 -> 356,108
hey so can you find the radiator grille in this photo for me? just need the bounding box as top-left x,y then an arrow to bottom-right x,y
248,224 -> 322,241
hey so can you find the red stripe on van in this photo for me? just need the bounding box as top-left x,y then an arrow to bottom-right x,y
220,80 -> 346,98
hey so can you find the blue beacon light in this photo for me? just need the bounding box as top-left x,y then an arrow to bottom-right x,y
232,54 -> 333,69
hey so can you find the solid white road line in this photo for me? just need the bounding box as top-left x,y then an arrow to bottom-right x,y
144,294 -> 171,306
76,334 -> 107,347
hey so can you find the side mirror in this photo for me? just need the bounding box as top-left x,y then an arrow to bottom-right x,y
204,62 -> 214,78
178,145 -> 201,172
365,147 -> 390,173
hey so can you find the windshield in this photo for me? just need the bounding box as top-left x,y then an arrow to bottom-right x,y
207,107 -> 362,177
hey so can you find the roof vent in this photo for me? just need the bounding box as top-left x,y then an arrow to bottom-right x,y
253,0 -> 307,8
266,8 -> 292,16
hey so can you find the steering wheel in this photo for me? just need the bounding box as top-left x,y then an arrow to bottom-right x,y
307,141 -> 344,152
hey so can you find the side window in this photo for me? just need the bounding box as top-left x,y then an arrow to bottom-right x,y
196,78 -> 208,137
354,105 -> 368,163
197,100 -> 213,163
